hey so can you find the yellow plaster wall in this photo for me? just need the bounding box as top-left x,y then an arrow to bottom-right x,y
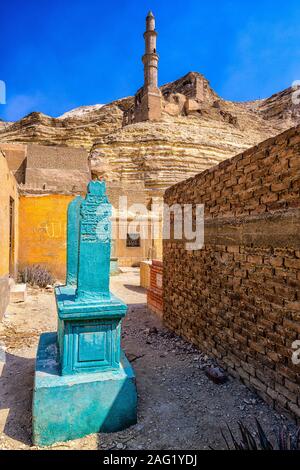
18,194 -> 164,281
18,194 -> 74,280
0,152 -> 19,278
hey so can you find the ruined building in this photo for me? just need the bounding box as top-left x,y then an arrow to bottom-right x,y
125,11 -> 162,124
124,12 -> 218,125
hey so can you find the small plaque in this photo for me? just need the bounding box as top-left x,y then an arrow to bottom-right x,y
78,329 -> 107,362
72,323 -> 113,371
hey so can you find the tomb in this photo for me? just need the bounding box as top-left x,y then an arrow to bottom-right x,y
32,180 -> 137,447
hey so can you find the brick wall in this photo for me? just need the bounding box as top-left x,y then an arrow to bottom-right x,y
147,260 -> 163,317
163,125 -> 300,422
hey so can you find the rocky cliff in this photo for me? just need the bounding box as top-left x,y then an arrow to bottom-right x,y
0,72 -> 299,193
0,97 -> 132,150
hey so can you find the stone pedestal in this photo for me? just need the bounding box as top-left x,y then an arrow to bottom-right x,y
32,181 -> 137,446
56,286 -> 127,376
33,333 -> 137,447
9,283 -> 27,303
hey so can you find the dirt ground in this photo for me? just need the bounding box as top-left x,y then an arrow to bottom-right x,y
0,268 -> 297,450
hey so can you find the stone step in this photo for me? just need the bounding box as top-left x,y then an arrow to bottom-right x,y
10,283 -> 27,303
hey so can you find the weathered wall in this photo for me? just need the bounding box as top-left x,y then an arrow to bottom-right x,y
0,152 -> 19,318
0,143 -> 27,184
148,260 -> 163,317
25,144 -> 90,192
0,143 -> 91,191
164,126 -> 300,422
18,194 -> 74,280
140,261 -> 151,289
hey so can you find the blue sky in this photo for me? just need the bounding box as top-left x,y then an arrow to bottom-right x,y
1,0 -> 300,121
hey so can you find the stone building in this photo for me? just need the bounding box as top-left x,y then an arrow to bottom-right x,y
0,143 -> 90,281
123,12 -> 223,125
25,144 -> 90,192
0,143 -> 90,191
0,142 -> 158,280
125,11 -> 162,124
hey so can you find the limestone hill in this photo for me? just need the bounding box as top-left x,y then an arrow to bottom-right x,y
0,72 -> 299,193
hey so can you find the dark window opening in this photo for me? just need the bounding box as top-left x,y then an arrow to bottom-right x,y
126,233 -> 141,248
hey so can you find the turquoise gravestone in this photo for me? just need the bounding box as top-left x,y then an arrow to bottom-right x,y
66,195 -> 83,286
32,181 -> 137,447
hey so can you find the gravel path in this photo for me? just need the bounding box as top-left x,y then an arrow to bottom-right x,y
0,269 -> 296,450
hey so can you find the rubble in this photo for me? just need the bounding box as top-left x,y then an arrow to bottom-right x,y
205,367 -> 229,385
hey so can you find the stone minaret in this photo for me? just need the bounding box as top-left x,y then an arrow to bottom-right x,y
133,11 -> 162,123
143,11 -> 159,89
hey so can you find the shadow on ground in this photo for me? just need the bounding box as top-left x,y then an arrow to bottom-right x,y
0,352 -> 34,446
94,304 -> 294,451
123,285 -> 146,294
